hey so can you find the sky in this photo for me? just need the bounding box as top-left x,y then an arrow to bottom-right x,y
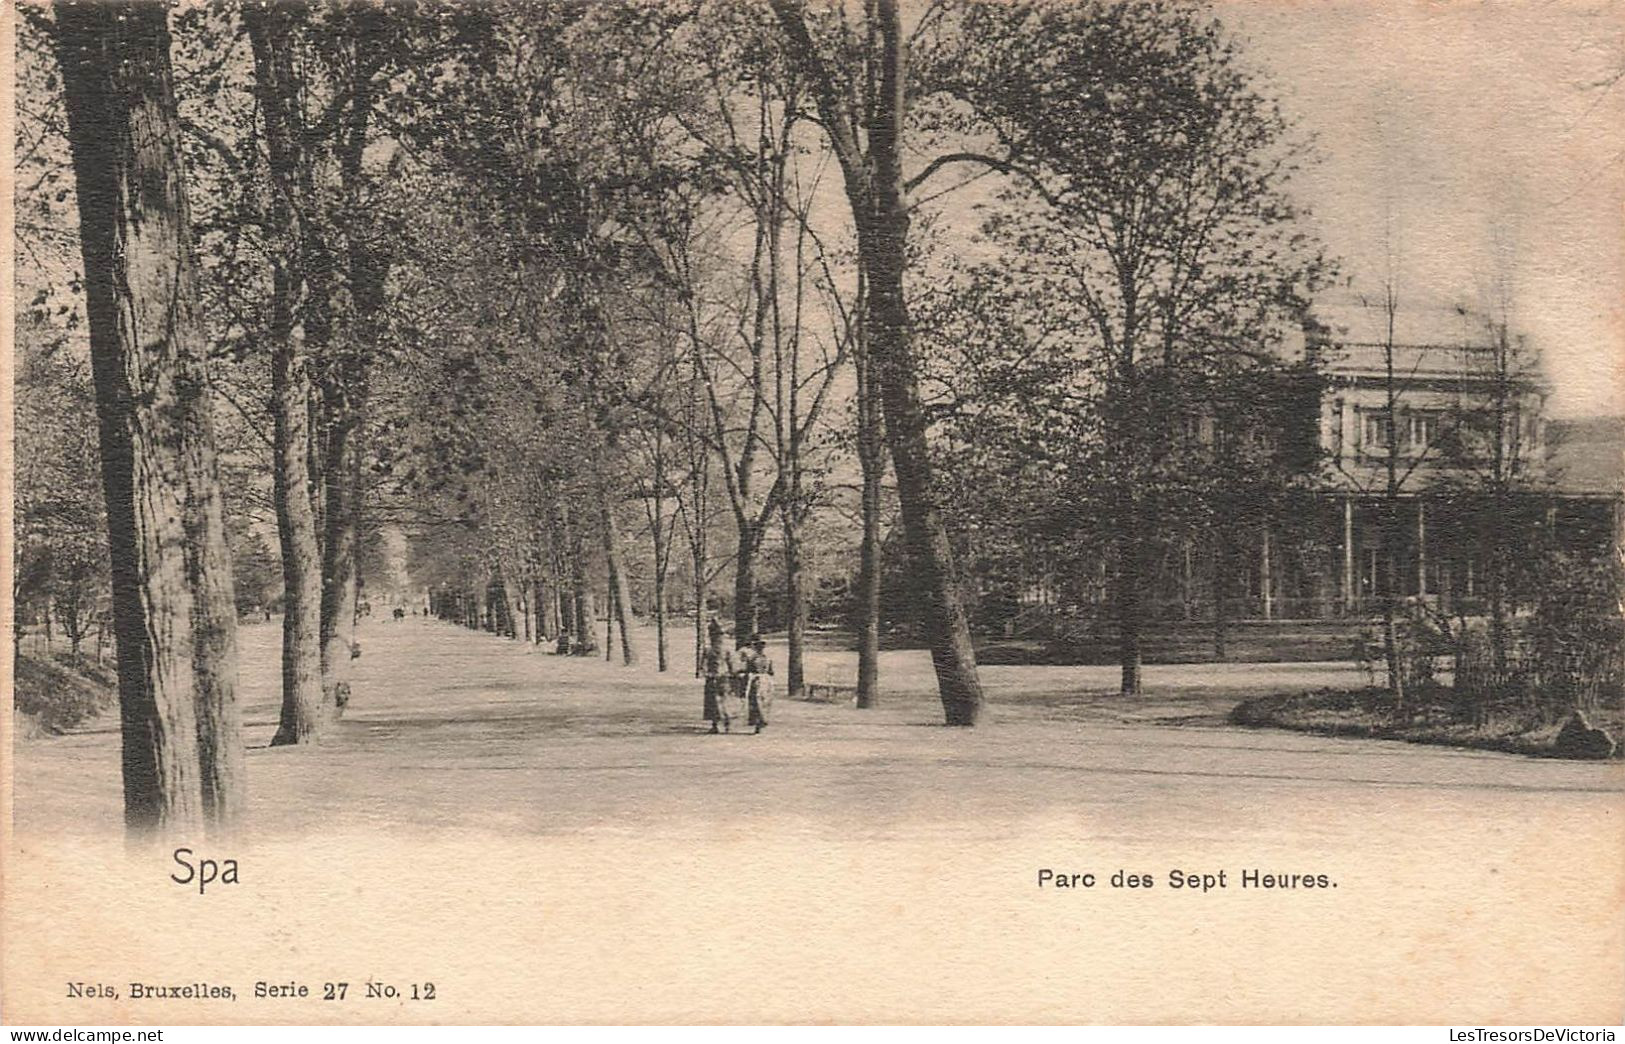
1220,0 -> 1625,417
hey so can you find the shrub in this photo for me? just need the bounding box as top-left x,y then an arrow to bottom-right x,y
13,651 -> 116,737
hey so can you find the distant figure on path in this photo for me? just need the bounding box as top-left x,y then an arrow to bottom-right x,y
702,619 -> 730,734
738,634 -> 774,734
722,635 -> 750,730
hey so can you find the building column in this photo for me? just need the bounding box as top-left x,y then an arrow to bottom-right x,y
1342,497 -> 1355,612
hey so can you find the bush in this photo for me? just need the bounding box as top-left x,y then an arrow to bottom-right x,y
1528,549 -> 1624,717
1375,546 -> 1625,727
13,651 -> 116,737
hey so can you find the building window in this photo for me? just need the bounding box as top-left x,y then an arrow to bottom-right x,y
1362,410 -> 1392,454
1408,411 -> 1440,453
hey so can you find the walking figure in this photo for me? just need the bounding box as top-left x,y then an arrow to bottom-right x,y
737,634 -> 774,734
701,619 -> 731,734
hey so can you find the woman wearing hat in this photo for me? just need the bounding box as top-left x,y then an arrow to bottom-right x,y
736,634 -> 775,734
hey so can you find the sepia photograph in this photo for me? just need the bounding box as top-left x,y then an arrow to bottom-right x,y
3,0 -> 1623,1027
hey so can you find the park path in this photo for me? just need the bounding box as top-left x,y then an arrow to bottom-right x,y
12,615 -> 1620,840
9,617 -> 1623,1023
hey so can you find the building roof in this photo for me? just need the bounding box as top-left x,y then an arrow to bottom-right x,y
1547,417 -> 1625,496
1307,298 -> 1547,391
1310,299 -> 1492,349
1316,341 -> 1530,385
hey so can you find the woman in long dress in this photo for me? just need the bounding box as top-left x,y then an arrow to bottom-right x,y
739,635 -> 774,734
701,619 -> 729,734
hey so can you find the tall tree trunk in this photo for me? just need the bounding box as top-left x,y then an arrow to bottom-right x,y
604,509 -> 638,667
1489,546 -> 1509,689
313,360 -> 361,698
1112,332 -> 1144,696
501,566 -> 525,640
571,527 -> 598,656
577,589 -> 597,653
602,493 -> 638,666
310,20 -> 380,686
782,509 -> 808,701
692,555 -> 708,678
653,566 -> 669,672
268,314 -> 326,746
1381,499 -> 1405,704
1212,529 -> 1231,661
320,21 -> 386,715
247,5 -> 329,746
734,527 -> 760,639
316,366 -> 364,710
312,113 -> 378,712
57,1 -> 245,834
855,324 -> 884,709
649,462 -> 670,673
867,241 -> 983,722
543,558 -> 560,640
1380,300 -> 1406,707
681,330 -> 713,676
317,437 -> 359,710
556,570 -> 575,648
773,0 -> 984,724
548,534 -> 569,646
1116,520 -> 1145,694
186,384 -> 246,827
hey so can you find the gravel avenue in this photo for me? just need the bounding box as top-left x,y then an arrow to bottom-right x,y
10,617 -> 1623,1023
14,616 -> 1619,839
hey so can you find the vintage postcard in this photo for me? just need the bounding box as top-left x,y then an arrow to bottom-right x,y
3,0 -> 1623,1027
